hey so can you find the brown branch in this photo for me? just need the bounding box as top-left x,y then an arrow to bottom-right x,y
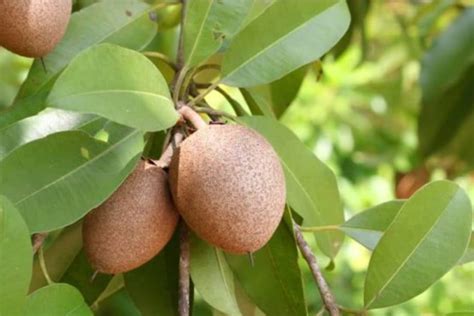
293,222 -> 340,316
32,232 -> 48,254
178,222 -> 190,316
178,105 -> 208,130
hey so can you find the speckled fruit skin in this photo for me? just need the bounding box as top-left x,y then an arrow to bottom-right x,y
83,160 -> 179,274
0,0 -> 72,57
169,124 -> 286,254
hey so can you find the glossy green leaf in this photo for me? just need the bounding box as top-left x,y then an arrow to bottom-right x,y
221,0 -> 350,87
30,223 -> 83,291
190,235 -> 240,316
0,89 -> 50,130
61,250 -> 113,305
341,200 -> 404,250
125,233 -> 179,316
94,288 -> 141,316
0,196 -> 32,316
0,129 -> 143,233
16,0 -> 158,100
25,283 -> 92,316
364,181 -> 472,309
0,109 -> 104,161
226,220 -> 307,316
239,116 -> 344,259
47,44 -> 178,132
418,9 -> 474,164
183,0 -> 252,68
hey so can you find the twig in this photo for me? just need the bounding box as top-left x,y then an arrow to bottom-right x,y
32,232 -> 48,254
193,106 -> 236,121
186,82 -> 219,107
214,86 -> 248,116
38,246 -> 53,285
179,222 -> 190,316
179,105 -> 208,130
293,222 -> 340,316
151,130 -> 185,169
171,0 -> 187,105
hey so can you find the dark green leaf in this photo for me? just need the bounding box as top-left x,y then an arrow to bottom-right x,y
190,235 -> 240,315
364,181 -> 472,309
125,233 -> 179,316
0,109 -> 103,161
183,0 -> 252,68
341,200 -> 404,250
16,0 -> 158,100
47,44 -> 178,132
221,0 -> 350,87
239,116 -> 344,259
25,283 -> 92,316
0,130 -> 143,233
0,196 -> 32,316
226,220 -> 307,316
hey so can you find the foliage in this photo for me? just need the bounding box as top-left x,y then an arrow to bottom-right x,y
0,0 -> 472,315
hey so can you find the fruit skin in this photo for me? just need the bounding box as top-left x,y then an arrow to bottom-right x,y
169,124 -> 286,254
0,0 -> 72,57
83,160 -> 179,274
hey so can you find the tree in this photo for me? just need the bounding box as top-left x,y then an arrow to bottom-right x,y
0,0 -> 472,315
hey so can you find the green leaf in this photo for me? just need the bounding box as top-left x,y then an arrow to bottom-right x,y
341,200 -> 404,250
0,89 -> 50,130
0,109 -> 104,161
190,235 -> 240,316
0,196 -> 33,316
16,0 -> 158,100
30,223 -> 83,291
25,283 -> 93,316
418,9 -> 474,164
60,250 -> 113,305
241,66 -> 308,118
239,116 -> 344,259
47,44 -> 178,132
183,0 -> 252,68
125,233 -> 179,316
364,180 -> 472,309
0,129 -> 143,233
221,0 -> 350,87
226,220 -> 307,316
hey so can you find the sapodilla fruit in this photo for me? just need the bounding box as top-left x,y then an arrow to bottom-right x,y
0,0 -> 72,57
83,160 -> 178,274
169,124 -> 286,254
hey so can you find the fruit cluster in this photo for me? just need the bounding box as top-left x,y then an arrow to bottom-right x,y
83,123 -> 286,274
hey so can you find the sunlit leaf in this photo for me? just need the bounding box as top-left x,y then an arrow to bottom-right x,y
16,0 -> 158,100
221,0 -> 350,87
0,129 -> 143,233
364,181 -> 472,309
0,196 -> 32,316
183,0 -> 252,68
239,116 -> 344,259
47,44 -> 178,132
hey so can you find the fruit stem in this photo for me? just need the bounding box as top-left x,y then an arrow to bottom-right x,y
32,232 -> 48,254
152,130 -> 185,168
293,222 -> 340,316
179,105 -> 208,130
299,225 -> 341,233
193,106 -> 236,121
178,222 -> 190,316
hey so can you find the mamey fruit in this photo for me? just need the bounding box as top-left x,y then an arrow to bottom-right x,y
83,160 -> 179,274
0,0 -> 72,57
170,124 -> 286,254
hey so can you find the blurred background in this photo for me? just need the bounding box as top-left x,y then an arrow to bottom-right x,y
1,0 -> 472,315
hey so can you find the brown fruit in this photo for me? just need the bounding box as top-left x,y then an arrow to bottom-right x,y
0,0 -> 72,57
169,125 -> 286,254
83,160 -> 179,274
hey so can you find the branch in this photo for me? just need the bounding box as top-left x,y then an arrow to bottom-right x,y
178,105 -> 208,130
178,222 -> 190,316
293,222 -> 340,316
